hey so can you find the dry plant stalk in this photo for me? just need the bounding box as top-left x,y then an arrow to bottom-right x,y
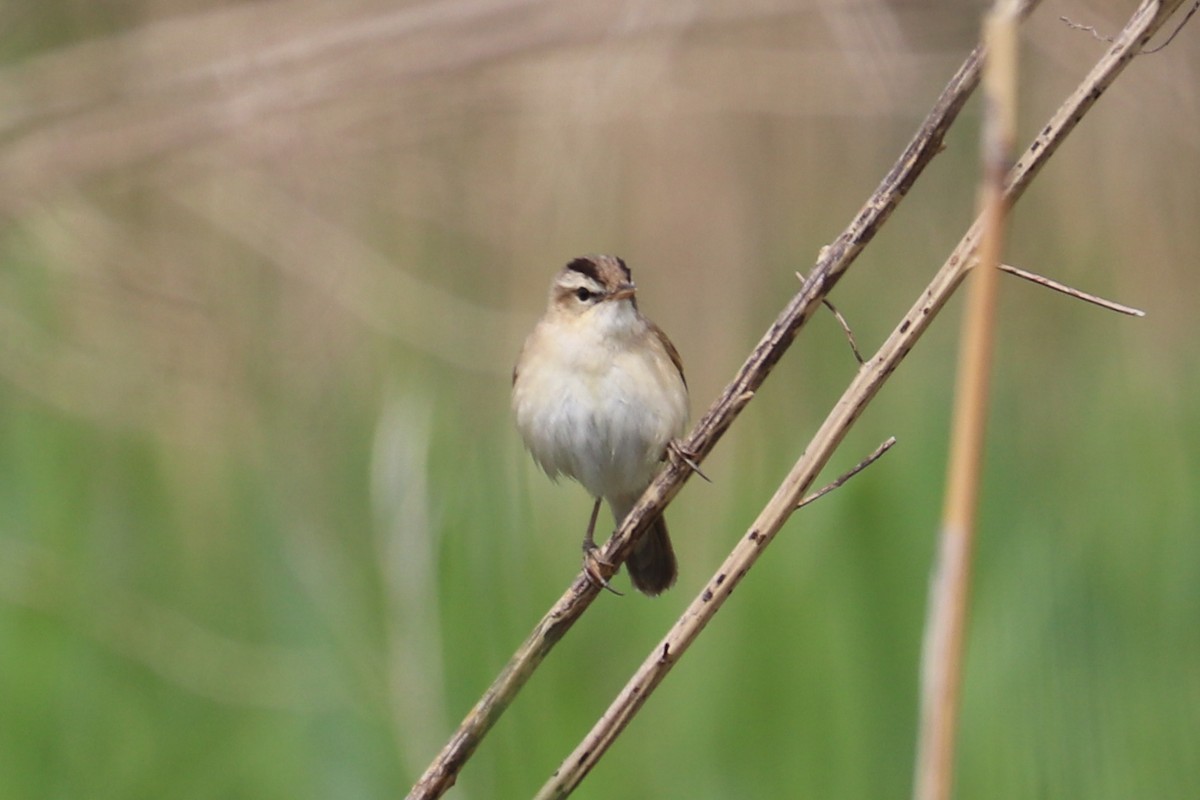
404,10 -> 1028,797
999,263 -> 1144,316
913,3 -> 1018,799
535,0 -> 1184,796
410,0 -> 1186,795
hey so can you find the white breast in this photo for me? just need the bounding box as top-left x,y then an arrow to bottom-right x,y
512,307 -> 688,502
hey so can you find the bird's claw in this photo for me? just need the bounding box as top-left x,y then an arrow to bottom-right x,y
667,439 -> 711,482
582,543 -> 623,596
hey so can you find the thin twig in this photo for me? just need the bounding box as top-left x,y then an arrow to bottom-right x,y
535,2 -> 1186,796
999,263 -> 1145,316
405,5 -> 1030,796
796,436 -> 897,509
821,297 -> 866,364
914,3 -> 1017,799
1061,0 -> 1196,53
1059,15 -> 1114,43
1142,0 -> 1197,52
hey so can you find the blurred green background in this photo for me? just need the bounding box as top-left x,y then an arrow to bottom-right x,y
1,1 -> 1197,798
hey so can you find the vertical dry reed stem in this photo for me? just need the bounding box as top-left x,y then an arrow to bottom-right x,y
911,1 -> 1189,795
913,4 -> 1018,800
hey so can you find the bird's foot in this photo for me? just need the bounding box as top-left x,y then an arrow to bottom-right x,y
667,439 -> 711,482
581,541 -> 623,596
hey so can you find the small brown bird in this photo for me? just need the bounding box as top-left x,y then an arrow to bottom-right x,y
511,255 -> 689,595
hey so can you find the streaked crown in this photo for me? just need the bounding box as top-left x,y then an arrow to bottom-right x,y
549,255 -> 638,312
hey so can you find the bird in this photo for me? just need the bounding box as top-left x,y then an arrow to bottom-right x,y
512,255 -> 690,595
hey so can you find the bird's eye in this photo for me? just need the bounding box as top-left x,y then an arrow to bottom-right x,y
575,287 -> 595,302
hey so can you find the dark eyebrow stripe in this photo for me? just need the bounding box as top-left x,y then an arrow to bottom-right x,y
565,257 -> 601,283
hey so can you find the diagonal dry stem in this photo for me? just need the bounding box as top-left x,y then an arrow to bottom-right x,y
535,1 -> 1183,796
404,7 -> 1030,793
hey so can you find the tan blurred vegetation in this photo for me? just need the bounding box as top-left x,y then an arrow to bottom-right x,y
1,1 -> 1198,798
2,1 -> 1197,440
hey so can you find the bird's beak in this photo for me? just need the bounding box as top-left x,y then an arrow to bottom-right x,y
607,282 -> 637,302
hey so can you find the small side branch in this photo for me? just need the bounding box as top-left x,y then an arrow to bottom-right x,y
1143,1 -> 1198,53
1000,263 -> 1145,316
797,437 -> 897,509
1061,1 -> 1196,54
1059,15 -> 1114,43
821,298 -> 866,364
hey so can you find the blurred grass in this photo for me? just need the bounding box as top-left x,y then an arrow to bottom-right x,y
2,1 -> 1199,798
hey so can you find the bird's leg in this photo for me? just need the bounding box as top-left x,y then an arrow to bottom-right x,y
667,439 -> 711,483
581,498 -> 622,596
